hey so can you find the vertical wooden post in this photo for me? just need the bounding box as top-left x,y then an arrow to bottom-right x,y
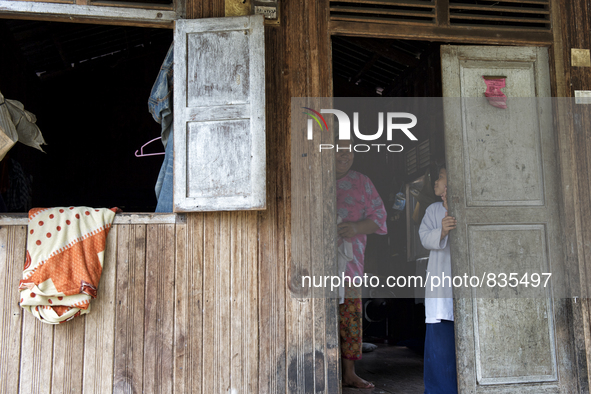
436,0 -> 449,27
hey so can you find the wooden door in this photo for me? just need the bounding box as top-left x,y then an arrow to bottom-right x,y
441,46 -> 579,393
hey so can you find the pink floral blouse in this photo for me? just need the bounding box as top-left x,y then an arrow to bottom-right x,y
337,170 -> 387,278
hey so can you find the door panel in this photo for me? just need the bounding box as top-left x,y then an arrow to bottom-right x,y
441,46 -> 578,393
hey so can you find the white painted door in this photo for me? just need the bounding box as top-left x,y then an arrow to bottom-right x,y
441,46 -> 579,393
173,16 -> 266,212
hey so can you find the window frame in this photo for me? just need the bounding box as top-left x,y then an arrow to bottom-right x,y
0,0 -> 180,28
0,212 -> 181,225
0,14 -> 266,215
0,15 -> 175,217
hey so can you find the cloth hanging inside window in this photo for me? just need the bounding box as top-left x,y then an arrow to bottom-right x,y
148,43 -> 174,212
0,89 -> 46,161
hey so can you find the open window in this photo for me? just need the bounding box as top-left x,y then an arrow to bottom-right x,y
0,15 -> 265,214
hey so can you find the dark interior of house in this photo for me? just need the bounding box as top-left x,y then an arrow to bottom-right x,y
332,36 -> 446,393
0,20 -> 173,212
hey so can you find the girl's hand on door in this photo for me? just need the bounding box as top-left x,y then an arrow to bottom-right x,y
441,213 -> 457,240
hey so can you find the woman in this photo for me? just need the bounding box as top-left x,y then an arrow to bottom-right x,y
336,140 -> 387,389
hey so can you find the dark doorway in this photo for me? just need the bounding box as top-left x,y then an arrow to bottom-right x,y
332,36 -> 446,393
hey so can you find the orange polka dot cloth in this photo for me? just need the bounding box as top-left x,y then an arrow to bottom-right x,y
19,206 -> 118,324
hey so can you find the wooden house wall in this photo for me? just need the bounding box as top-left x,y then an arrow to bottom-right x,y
3,0 -> 591,392
0,214 -> 260,393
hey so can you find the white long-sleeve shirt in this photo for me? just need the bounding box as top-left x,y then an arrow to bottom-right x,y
419,202 -> 454,324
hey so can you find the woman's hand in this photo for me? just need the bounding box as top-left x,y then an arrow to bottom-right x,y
338,219 -> 380,238
441,212 -> 457,240
337,222 -> 358,238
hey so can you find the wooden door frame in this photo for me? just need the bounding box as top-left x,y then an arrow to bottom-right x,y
308,0 -> 590,391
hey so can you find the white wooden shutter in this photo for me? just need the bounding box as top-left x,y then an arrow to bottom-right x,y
173,16 -> 265,212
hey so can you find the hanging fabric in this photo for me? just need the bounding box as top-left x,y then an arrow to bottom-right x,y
0,89 -> 47,161
148,43 -> 174,212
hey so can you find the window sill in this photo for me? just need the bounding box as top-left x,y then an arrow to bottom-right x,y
0,212 -> 183,225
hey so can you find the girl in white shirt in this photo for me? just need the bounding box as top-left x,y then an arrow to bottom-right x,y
419,166 -> 458,394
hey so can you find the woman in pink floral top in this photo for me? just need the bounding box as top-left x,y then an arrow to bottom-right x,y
336,141 -> 387,389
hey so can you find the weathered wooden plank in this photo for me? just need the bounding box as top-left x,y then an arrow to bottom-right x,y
318,2 -> 340,391
230,212 -> 244,393
187,104 -> 250,123
0,12 -> 173,28
284,4 -> 338,394
186,0 -> 223,19
580,298 -> 591,393
285,1 -> 315,393
329,20 -> 554,44
113,213 -> 178,224
0,0 -> 176,23
202,212 -> 232,393
549,2 -> 588,384
0,226 -> 26,394
449,4 -> 550,14
319,0 -> 340,389
555,0 -> 591,388
330,5 -> 435,18
82,226 -> 118,394
85,0 -> 173,10
282,0 -> 340,393
245,211 -> 260,394
436,0 -> 449,26
257,21 -> 287,394
226,211 -> 260,393
23,0 -> 73,4
0,213 -> 178,226
309,8 -> 336,394
329,0 -> 435,6
143,223 -> 175,393
51,314 -> 85,393
308,44 -> 329,394
450,14 -> 550,24
173,213 -> 203,394
549,0 -> 566,97
570,107 -> 591,389
172,214 -> 189,394
457,0 -> 549,3
19,314 -> 54,394
331,15 -> 436,25
331,0 -> 548,6
201,213 -> 214,394
113,225 -> 146,393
